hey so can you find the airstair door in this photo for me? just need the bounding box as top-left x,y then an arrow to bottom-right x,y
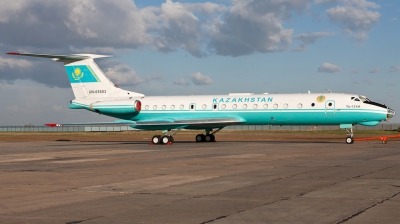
325,100 -> 336,116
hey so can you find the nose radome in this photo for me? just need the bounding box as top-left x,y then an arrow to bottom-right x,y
387,107 -> 396,120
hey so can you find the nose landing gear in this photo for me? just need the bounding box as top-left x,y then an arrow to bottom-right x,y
345,125 -> 354,144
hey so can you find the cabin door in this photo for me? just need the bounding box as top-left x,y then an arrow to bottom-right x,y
325,100 -> 336,116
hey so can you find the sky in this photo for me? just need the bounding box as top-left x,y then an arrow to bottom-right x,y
0,0 -> 399,125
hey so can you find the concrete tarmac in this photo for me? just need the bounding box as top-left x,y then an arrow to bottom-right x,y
0,140 -> 399,223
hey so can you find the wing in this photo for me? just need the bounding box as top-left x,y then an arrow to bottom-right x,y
45,118 -> 242,130
135,118 -> 242,130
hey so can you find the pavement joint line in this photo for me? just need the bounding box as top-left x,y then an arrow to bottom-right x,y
65,216 -> 104,224
345,164 -> 399,181
210,166 -> 330,197
201,197 -> 292,224
336,191 -> 400,224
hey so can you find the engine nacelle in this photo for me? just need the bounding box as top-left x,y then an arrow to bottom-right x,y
90,100 -> 141,115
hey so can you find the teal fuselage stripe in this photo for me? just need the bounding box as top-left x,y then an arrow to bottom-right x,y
134,111 -> 384,125
90,110 -> 385,125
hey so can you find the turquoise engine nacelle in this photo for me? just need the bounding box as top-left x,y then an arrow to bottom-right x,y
90,100 -> 141,115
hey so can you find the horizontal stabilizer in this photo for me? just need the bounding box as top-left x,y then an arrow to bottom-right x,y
7,52 -> 111,62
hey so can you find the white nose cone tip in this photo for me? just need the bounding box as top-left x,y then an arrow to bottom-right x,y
387,108 -> 396,120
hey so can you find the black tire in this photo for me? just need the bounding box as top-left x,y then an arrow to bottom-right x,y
345,137 -> 354,144
169,136 -> 174,143
161,135 -> 170,144
196,134 -> 205,142
210,134 -> 215,142
205,134 -> 215,142
152,135 -> 161,144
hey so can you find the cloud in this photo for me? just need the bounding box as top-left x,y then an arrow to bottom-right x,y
369,67 -> 379,73
315,0 -> 342,4
0,1 -> 150,51
318,62 -> 341,73
292,32 -> 334,51
0,57 -> 33,69
0,56 -> 69,87
98,61 -> 143,86
326,0 -> 380,41
0,0 -> 380,61
389,65 -> 400,73
98,60 -> 162,86
208,0 -> 315,56
391,17 -> 398,21
173,78 -> 190,87
190,72 -> 212,85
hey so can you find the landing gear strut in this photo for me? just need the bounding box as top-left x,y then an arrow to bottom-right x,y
345,126 -> 354,144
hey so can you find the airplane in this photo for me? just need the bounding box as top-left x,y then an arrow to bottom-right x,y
6,52 -> 396,144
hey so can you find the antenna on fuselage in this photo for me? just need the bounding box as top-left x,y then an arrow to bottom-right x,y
326,89 -> 332,93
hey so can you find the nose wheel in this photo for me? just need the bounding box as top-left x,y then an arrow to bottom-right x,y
346,137 -> 354,144
345,126 -> 354,144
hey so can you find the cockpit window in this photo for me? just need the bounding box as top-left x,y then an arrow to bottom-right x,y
351,97 -> 360,101
358,96 -> 371,103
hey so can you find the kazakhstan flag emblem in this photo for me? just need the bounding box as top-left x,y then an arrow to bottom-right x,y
316,95 -> 326,103
72,68 -> 84,80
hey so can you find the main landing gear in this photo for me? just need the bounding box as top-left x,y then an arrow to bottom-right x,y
195,128 -> 222,143
150,128 -> 223,145
345,126 -> 354,144
151,129 -> 181,145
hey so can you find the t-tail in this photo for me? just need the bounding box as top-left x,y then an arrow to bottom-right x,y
6,52 -> 144,99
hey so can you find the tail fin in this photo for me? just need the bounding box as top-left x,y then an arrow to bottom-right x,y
6,52 -> 144,99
